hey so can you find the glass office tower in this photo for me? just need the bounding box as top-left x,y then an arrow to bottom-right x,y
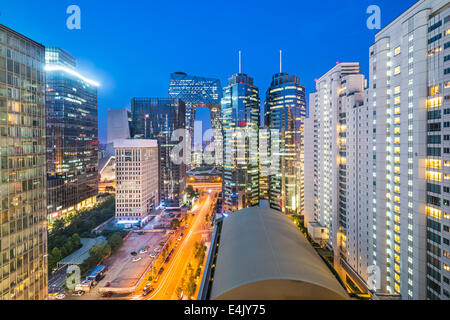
0,25 -> 48,300
222,73 -> 260,215
130,97 -> 186,207
45,47 -> 99,224
265,72 -> 306,214
168,72 -> 222,167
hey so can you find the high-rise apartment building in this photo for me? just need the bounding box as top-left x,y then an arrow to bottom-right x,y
168,72 -> 222,167
369,0 -> 450,299
114,139 -> 159,226
265,72 -> 306,214
45,47 -> 99,224
221,73 -> 260,215
0,25 -> 48,300
130,97 -> 186,207
305,62 -> 371,292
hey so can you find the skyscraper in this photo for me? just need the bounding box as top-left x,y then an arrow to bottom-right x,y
221,73 -> 260,215
114,139 -> 159,226
45,47 -> 99,224
265,72 -> 306,214
0,25 -> 48,300
369,0 -> 450,299
130,97 -> 186,207
168,72 -> 222,167
306,62 -> 372,294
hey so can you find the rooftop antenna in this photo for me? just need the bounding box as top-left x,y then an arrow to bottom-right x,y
280,50 -> 283,73
239,50 -> 242,74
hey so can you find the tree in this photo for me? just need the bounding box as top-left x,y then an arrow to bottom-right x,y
108,232 -> 123,252
170,218 -> 180,230
52,219 -> 65,232
51,247 -> 62,262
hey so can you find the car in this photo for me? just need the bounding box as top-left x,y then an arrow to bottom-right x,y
105,282 -> 111,287
131,251 -> 137,256
177,236 -> 182,241
175,242 -> 179,247
154,247 -> 160,253
139,248 -> 147,254
149,253 -> 156,258
72,291 -> 85,296
56,293 -> 66,300
132,257 -> 142,262
101,291 -> 113,297
159,241 -> 165,246
142,286 -> 154,296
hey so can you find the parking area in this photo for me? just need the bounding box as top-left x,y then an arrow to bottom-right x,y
65,230 -> 169,300
101,231 -> 169,289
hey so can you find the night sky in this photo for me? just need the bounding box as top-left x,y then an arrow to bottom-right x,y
0,0 -> 417,143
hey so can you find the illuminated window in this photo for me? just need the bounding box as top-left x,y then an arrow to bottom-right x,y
427,97 -> 443,108
394,127 -> 401,134
444,264 -> 450,272
394,186 -> 400,194
394,137 -> 400,144
427,171 -> 442,181
426,159 -> 442,169
394,156 -> 400,164
446,29 -> 450,36
394,205 -> 400,213
394,96 -> 401,105
394,196 -> 400,203
394,215 -> 400,223
429,85 -> 440,96
395,107 -> 401,114
394,147 -> 400,154
394,66 -> 401,75
394,86 -> 401,94
445,161 -> 450,167
394,46 -> 401,56
426,206 -> 442,219
394,225 -> 401,233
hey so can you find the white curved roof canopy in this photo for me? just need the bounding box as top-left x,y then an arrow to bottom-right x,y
210,207 -> 349,300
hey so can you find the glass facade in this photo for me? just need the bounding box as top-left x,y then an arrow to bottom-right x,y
0,25 -> 48,300
130,97 -> 186,207
222,73 -> 260,215
168,72 -> 222,166
265,72 -> 306,214
45,47 -> 99,224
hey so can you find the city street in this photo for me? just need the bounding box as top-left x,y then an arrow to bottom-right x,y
129,192 -> 215,300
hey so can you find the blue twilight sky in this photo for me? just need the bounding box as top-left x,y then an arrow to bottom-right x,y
0,0 -> 417,143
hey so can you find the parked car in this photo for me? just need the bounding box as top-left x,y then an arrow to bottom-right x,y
101,291 -> 113,297
154,247 -> 160,253
132,257 -> 142,262
149,253 -> 156,258
56,293 -> 66,300
131,251 -> 138,256
105,282 -> 111,287
72,291 -> 85,296
139,248 -> 147,254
